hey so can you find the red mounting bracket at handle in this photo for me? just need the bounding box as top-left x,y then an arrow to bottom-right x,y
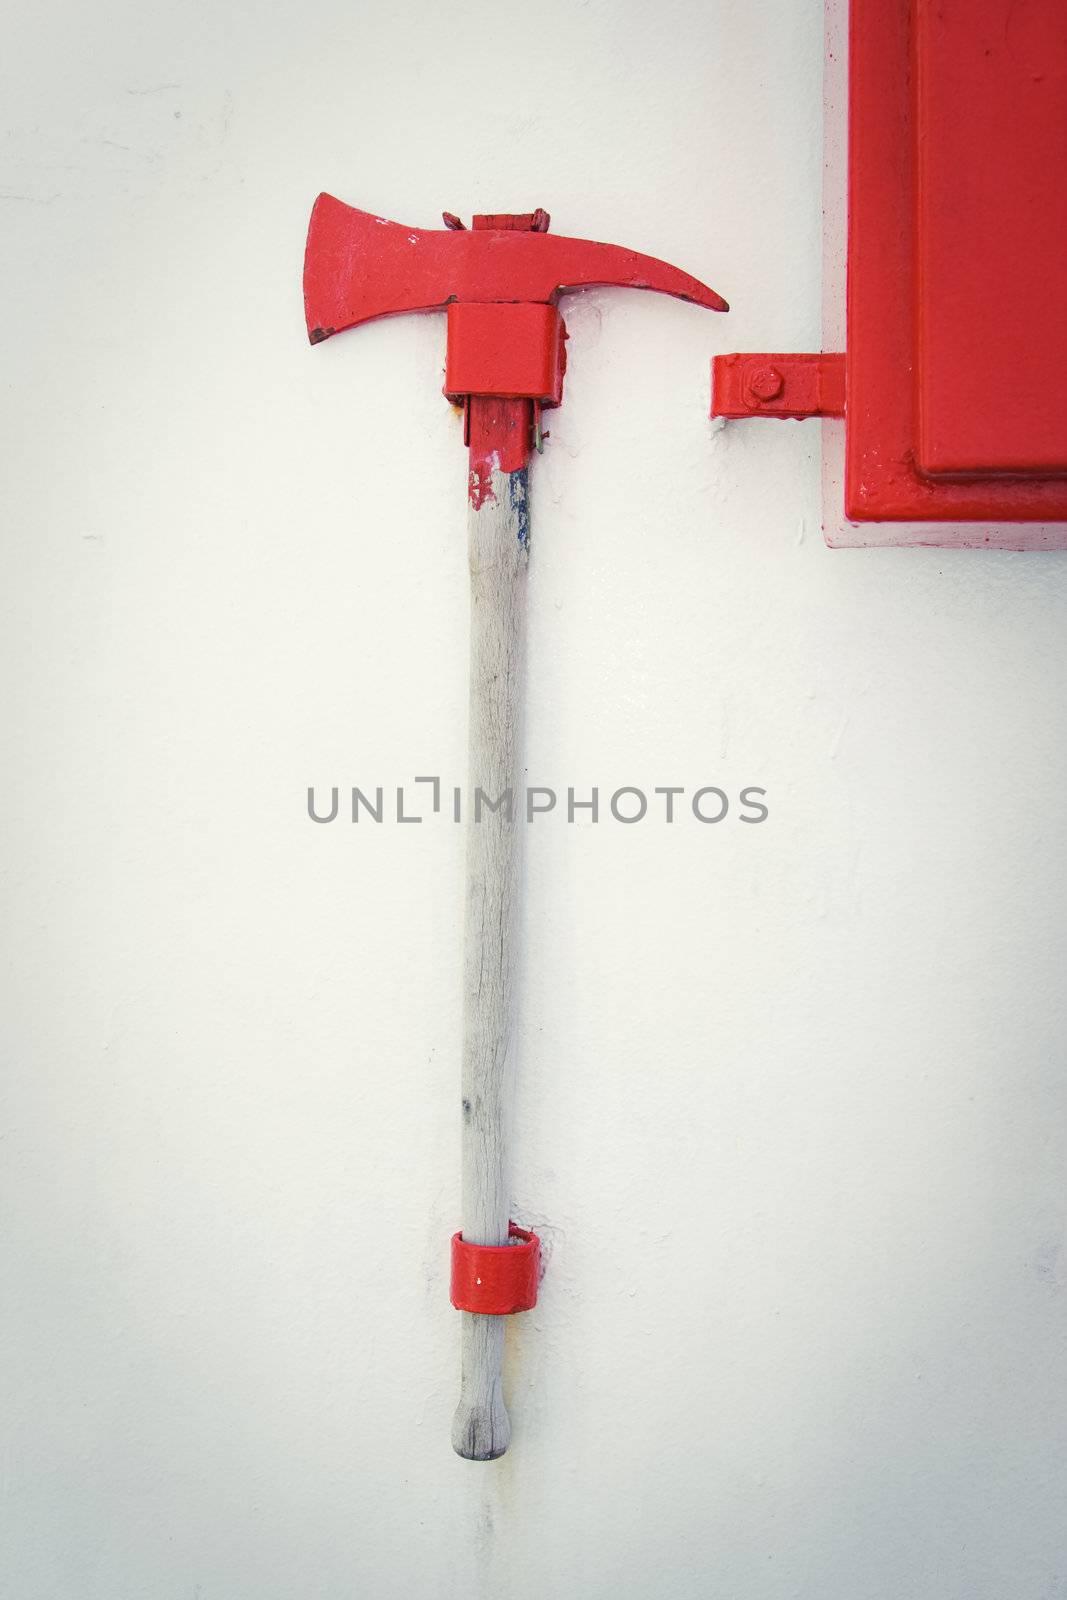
444,302 -> 567,410
450,1223 -> 541,1315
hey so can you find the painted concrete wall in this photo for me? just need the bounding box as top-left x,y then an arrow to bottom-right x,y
3,1 -> 1066,1596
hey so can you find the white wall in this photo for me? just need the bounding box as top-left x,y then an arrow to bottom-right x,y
3,2 -> 1066,1596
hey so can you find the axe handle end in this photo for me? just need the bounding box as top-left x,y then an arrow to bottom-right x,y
452,1315 -> 511,1460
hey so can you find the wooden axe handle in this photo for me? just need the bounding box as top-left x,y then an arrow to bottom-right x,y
451,467 -> 528,1461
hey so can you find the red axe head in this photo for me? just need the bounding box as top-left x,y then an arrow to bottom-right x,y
303,194 -> 727,341
303,197 -> 727,479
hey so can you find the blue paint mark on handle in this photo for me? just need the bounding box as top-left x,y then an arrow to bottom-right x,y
507,468 -> 530,550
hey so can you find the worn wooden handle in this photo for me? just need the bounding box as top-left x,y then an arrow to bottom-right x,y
451,468 -> 528,1461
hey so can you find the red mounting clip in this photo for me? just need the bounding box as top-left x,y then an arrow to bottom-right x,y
711,352 -> 845,420
443,302 -> 567,412
450,1223 -> 541,1315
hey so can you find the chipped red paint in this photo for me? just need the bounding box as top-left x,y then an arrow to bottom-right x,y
467,396 -> 533,507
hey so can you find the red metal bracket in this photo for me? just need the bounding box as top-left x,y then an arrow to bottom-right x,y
712,352 -> 845,420
444,302 -> 567,409
450,1223 -> 541,1315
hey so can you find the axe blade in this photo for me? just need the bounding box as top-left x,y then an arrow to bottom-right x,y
303,195 -> 727,344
